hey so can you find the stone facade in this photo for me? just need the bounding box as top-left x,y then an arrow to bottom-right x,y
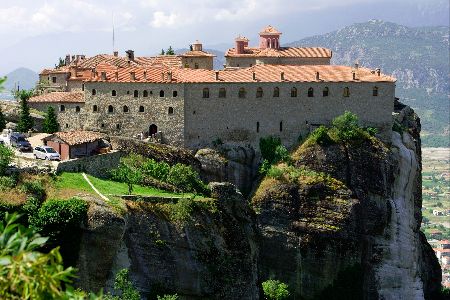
181,56 -> 213,70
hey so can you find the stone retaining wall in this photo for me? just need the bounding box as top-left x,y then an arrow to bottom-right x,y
57,151 -> 125,178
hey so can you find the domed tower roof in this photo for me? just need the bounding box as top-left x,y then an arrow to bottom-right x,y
259,25 -> 282,35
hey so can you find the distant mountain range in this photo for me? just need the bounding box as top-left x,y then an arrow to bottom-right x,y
0,68 -> 39,99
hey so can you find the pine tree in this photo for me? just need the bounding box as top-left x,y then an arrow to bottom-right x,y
160,49 -> 165,55
189,44 -> 193,51
16,90 -> 34,133
0,108 -> 6,132
43,106 -> 59,133
166,46 -> 175,55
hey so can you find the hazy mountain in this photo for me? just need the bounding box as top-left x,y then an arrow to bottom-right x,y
286,20 -> 449,145
0,68 -> 39,99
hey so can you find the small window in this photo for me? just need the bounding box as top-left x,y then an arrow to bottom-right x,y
127,91 -> 130,95
373,86 -> 378,96
116,124 -> 121,130
291,87 -> 297,97
280,121 -> 283,132
143,90 -> 148,97
343,87 -> 350,97
202,88 -> 209,98
308,87 -> 314,97
52,77 -> 57,83
112,90 -> 117,96
92,89 -> 96,96
65,123 -> 69,128
160,90 -> 165,97
60,105 -> 65,112
134,90 -> 139,98
123,105 -> 129,113
168,107 -> 174,115
256,121 -> 260,133
219,88 -> 226,98
82,84 -> 85,91
93,105 -> 98,112
173,91 -> 178,97
273,87 -> 280,97
238,88 -> 246,98
323,87 -> 329,97
75,106 -> 80,112
256,87 -> 263,98
139,106 -> 145,112
194,63 -> 199,69
108,105 -> 114,113
101,123 -> 105,128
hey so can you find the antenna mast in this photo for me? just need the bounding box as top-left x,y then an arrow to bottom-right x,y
112,12 -> 115,52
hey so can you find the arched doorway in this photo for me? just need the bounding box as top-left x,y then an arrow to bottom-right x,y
149,124 -> 158,136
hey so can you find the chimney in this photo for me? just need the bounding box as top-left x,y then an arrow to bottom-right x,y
315,71 -> 320,80
252,72 -> 256,81
101,72 -> 107,80
235,36 -> 248,55
352,71 -> 357,80
167,72 -> 172,82
192,40 -> 202,51
126,50 -> 135,61
65,54 -> 71,66
130,72 -> 136,81
72,55 -> 75,61
215,71 -> 219,81
376,68 -> 381,76
143,71 -> 147,80
280,72 -> 285,81
113,51 -> 119,57
69,66 -> 78,78
161,72 -> 165,81
115,71 -> 119,81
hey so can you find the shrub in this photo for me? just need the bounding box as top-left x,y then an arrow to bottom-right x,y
262,279 -> 290,300
0,144 -> 13,176
20,180 -> 46,202
169,197 -> 195,224
0,176 -> 16,190
103,269 -> 141,300
365,127 -> 378,136
167,163 -> 207,194
260,136 -> 282,164
111,157 -> 143,195
141,158 -> 171,182
157,294 -> 179,300
267,166 -> 284,180
31,198 -> 88,237
306,125 -> 334,146
331,111 -> 364,142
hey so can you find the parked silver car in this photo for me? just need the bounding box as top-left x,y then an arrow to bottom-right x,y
33,146 -> 61,161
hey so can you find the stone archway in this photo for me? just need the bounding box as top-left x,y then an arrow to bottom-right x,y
149,124 -> 158,136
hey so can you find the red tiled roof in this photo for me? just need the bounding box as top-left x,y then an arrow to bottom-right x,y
225,46 -> 332,58
134,55 -> 183,68
181,50 -> 215,57
45,131 -> 106,146
260,25 -> 281,35
40,67 -> 70,75
29,92 -> 85,103
73,54 -> 139,68
85,64 -> 395,83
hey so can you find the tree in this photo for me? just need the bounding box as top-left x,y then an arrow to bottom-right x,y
262,280 -> 290,300
0,144 -> 13,176
166,46 -> 175,55
0,108 -> 6,132
103,269 -> 141,300
16,90 -> 34,133
160,49 -> 165,55
110,156 -> 142,194
43,106 -> 59,133
331,111 -> 362,142
55,57 -> 65,68
189,44 -> 193,51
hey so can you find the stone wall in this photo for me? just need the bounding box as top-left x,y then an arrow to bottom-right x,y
56,151 -> 125,178
28,102 -> 87,131
181,57 -> 214,70
184,81 -> 394,149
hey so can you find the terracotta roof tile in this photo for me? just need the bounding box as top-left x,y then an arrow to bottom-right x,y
73,54 -> 138,68
260,25 -> 281,35
134,55 -> 183,68
29,92 -> 85,103
181,50 -> 215,57
45,131 -> 106,146
225,46 -> 332,58
85,64 -> 395,83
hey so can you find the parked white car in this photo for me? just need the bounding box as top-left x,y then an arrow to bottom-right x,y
33,146 -> 61,161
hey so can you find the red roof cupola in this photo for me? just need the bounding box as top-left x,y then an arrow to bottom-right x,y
259,25 -> 281,49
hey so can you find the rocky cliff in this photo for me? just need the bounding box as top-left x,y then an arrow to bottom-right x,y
72,103 -> 441,299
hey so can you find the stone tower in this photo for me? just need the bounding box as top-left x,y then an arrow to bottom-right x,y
259,25 -> 281,49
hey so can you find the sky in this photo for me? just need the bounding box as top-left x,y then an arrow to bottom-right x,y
0,0 -> 448,74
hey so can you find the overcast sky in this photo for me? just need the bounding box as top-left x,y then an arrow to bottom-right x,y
0,0 -> 448,74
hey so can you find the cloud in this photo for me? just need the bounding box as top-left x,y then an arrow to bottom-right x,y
151,11 -> 179,28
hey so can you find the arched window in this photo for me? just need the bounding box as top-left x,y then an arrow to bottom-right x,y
256,87 -> 263,98
75,106 -> 80,112
172,91 -> 178,97
139,106 -> 145,112
194,63 -> 199,69
373,86 -> 378,96
308,87 -> 314,97
108,105 -> 114,113
343,87 -> 350,97
60,105 -> 65,112
203,88 -> 210,98
123,105 -> 129,113
134,90 -> 139,98
256,121 -> 260,133
291,87 -> 297,97
112,90 -> 117,96
239,88 -> 246,98
273,87 -> 280,97
93,105 -> 98,112
159,90 -> 165,97
323,87 -> 329,97
143,90 -> 149,97
168,107 -> 174,115
219,88 -> 226,98
92,89 -> 96,95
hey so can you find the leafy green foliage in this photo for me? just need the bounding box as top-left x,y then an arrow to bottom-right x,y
330,111 -> 365,142
103,269 -> 141,300
160,49 -> 165,55
0,108 -> 6,132
157,294 -> 179,300
141,158 -> 171,182
16,90 -> 34,133
20,180 -> 46,202
306,125 -> 334,147
262,279 -> 290,300
0,144 -> 13,176
111,156 -> 143,194
0,212 -> 77,299
259,136 -> 290,174
43,106 -> 59,133
167,163 -> 207,194
166,46 -> 175,55
0,77 -> 5,91
0,176 -> 16,190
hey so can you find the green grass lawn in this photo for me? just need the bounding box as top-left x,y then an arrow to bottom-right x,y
55,172 -> 192,198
